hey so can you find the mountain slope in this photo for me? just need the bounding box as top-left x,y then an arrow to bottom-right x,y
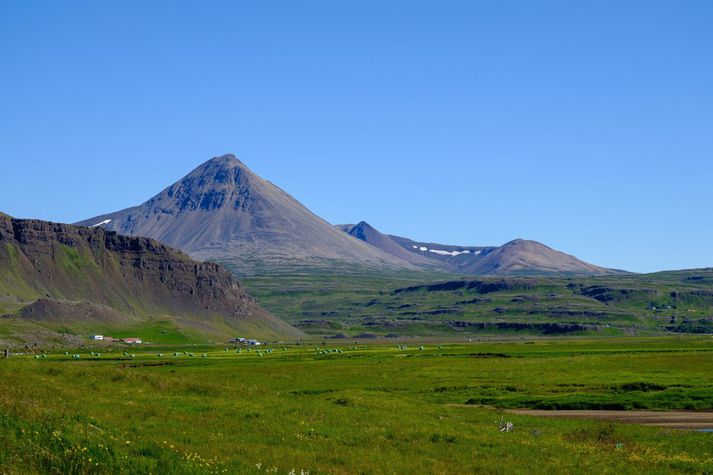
457,239 -> 611,275
387,234 -> 496,268
337,221 -> 614,276
0,213 -> 301,344
336,222 -> 447,268
77,154 -> 412,274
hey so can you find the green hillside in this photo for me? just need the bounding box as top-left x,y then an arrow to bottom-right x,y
242,268 -> 713,338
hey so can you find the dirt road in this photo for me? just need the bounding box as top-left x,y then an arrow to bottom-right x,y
504,409 -> 713,429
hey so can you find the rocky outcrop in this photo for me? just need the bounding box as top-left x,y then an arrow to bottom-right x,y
445,320 -> 598,334
578,286 -> 657,303
0,214 -> 300,339
394,278 -> 537,294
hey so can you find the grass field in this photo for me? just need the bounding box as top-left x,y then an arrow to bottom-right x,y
2,336 -> 713,474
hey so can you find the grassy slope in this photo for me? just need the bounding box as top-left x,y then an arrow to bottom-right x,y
0,243 -> 38,314
1,337 -> 713,473
242,268 -> 713,337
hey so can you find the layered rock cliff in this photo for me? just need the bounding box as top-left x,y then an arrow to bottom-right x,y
0,214 -> 300,342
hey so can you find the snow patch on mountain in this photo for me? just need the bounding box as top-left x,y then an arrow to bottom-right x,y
428,249 -> 472,257
411,244 -> 474,257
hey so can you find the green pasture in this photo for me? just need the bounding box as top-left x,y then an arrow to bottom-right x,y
1,337 -> 713,473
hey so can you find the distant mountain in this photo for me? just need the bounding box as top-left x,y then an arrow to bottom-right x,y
337,222 -> 446,268
0,214 -> 300,345
455,239 -> 613,275
76,153 -> 617,277
336,221 -> 616,276
77,154 -> 412,274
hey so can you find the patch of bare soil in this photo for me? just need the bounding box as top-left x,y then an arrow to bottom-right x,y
504,409 -> 713,429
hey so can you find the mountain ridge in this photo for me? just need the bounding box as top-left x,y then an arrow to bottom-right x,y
336,221 -> 617,276
78,153 -> 620,276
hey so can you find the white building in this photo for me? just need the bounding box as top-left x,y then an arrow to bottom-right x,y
230,337 -> 262,345
90,335 -> 104,341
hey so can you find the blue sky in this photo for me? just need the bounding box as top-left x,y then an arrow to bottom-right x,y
1,1 -> 712,273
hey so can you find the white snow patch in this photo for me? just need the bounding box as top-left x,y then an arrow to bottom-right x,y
91,219 -> 112,227
413,244 -> 482,257
428,249 -> 472,257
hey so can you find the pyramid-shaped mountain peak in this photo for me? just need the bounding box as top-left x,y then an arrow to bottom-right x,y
77,154 -> 411,273
140,155 -> 261,216
202,153 -> 249,170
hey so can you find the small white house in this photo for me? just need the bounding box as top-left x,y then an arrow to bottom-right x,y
229,337 -> 262,346
90,335 -> 104,341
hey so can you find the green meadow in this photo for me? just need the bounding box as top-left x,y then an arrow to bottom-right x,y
1,337 -> 713,474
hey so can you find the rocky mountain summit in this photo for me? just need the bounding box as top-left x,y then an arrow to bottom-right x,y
78,154 -> 410,274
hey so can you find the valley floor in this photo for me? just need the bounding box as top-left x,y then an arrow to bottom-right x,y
1,336 -> 713,473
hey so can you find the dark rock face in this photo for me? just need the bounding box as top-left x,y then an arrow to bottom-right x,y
579,286 -> 657,303
2,216 -> 246,316
445,321 -> 596,334
0,214 -> 299,337
399,308 -> 460,316
394,279 -> 537,294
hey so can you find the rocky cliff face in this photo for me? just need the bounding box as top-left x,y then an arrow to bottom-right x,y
0,214 -> 300,341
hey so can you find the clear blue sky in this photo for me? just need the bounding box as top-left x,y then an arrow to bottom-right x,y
1,1 -> 712,273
